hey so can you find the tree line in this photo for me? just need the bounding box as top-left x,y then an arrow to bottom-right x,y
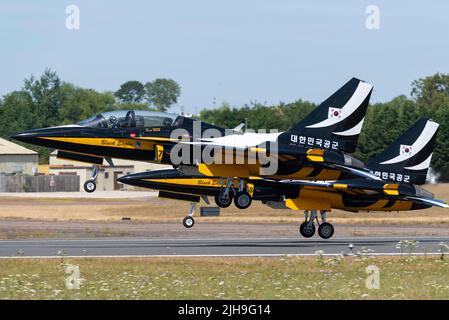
1,70 -> 448,181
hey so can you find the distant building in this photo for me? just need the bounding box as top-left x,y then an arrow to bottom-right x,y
49,150 -> 170,191
0,138 -> 38,175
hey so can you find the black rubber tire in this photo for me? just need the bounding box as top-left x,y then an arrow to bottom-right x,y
318,222 -> 334,239
234,191 -> 252,209
182,216 -> 195,228
214,193 -> 233,208
299,222 -> 316,238
84,180 -> 96,193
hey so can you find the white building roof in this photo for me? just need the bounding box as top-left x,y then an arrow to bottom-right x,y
0,138 -> 38,155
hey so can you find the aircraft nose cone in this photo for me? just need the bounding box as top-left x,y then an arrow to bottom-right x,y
118,171 -> 148,182
118,170 -> 171,185
11,126 -> 72,145
117,173 -> 143,187
117,175 -> 132,184
10,130 -> 38,143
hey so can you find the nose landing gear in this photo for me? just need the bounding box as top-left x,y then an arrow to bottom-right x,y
182,203 -> 197,229
183,216 -> 195,228
83,165 -> 99,193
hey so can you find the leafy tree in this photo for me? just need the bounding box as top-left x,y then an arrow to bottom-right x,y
23,68 -> 62,128
110,102 -> 154,111
59,84 -> 115,124
114,81 -> 145,103
0,91 -> 34,138
199,100 -> 315,131
0,90 -> 52,163
145,78 -> 181,111
411,73 -> 449,108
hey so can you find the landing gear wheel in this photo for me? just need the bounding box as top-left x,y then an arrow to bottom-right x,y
183,216 -> 195,228
214,194 -> 233,208
318,222 -> 334,239
299,222 -> 316,238
234,191 -> 252,209
84,180 -> 96,193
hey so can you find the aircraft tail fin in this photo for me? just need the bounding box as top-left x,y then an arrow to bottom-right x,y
367,118 -> 439,185
278,77 -> 373,153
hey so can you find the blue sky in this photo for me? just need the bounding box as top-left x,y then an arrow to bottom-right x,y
0,0 -> 448,113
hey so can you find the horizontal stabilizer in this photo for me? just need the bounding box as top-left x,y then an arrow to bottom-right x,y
403,196 -> 449,209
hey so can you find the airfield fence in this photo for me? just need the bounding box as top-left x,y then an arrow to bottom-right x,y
0,174 -> 79,192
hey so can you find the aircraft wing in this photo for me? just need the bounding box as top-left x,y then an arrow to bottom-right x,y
179,139 -> 381,181
402,196 -> 449,208
276,179 -> 449,208
279,178 -> 401,195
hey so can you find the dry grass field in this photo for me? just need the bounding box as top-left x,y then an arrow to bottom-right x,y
0,184 -> 448,226
0,256 -> 448,299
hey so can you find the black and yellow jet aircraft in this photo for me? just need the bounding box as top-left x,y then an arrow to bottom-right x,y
118,118 -> 448,239
13,78 -> 373,194
12,111 -> 225,192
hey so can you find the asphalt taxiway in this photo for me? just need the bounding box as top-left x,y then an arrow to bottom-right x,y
0,236 -> 447,258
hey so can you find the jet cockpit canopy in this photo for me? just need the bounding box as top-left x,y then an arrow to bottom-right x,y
77,110 -> 179,129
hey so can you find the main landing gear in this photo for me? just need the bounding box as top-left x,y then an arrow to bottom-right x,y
214,178 -> 234,208
234,179 -> 252,209
299,210 -> 335,239
84,165 -> 99,193
183,178 -> 253,228
234,191 -> 252,209
214,178 -> 252,209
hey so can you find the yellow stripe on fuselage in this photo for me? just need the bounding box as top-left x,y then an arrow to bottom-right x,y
40,137 -> 155,150
143,178 -> 237,188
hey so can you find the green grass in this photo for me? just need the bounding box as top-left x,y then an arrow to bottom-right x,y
0,256 -> 449,299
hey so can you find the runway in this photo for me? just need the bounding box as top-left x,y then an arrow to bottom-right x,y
0,236 -> 448,258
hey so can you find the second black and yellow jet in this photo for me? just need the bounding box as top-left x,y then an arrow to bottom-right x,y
118,118 -> 448,239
